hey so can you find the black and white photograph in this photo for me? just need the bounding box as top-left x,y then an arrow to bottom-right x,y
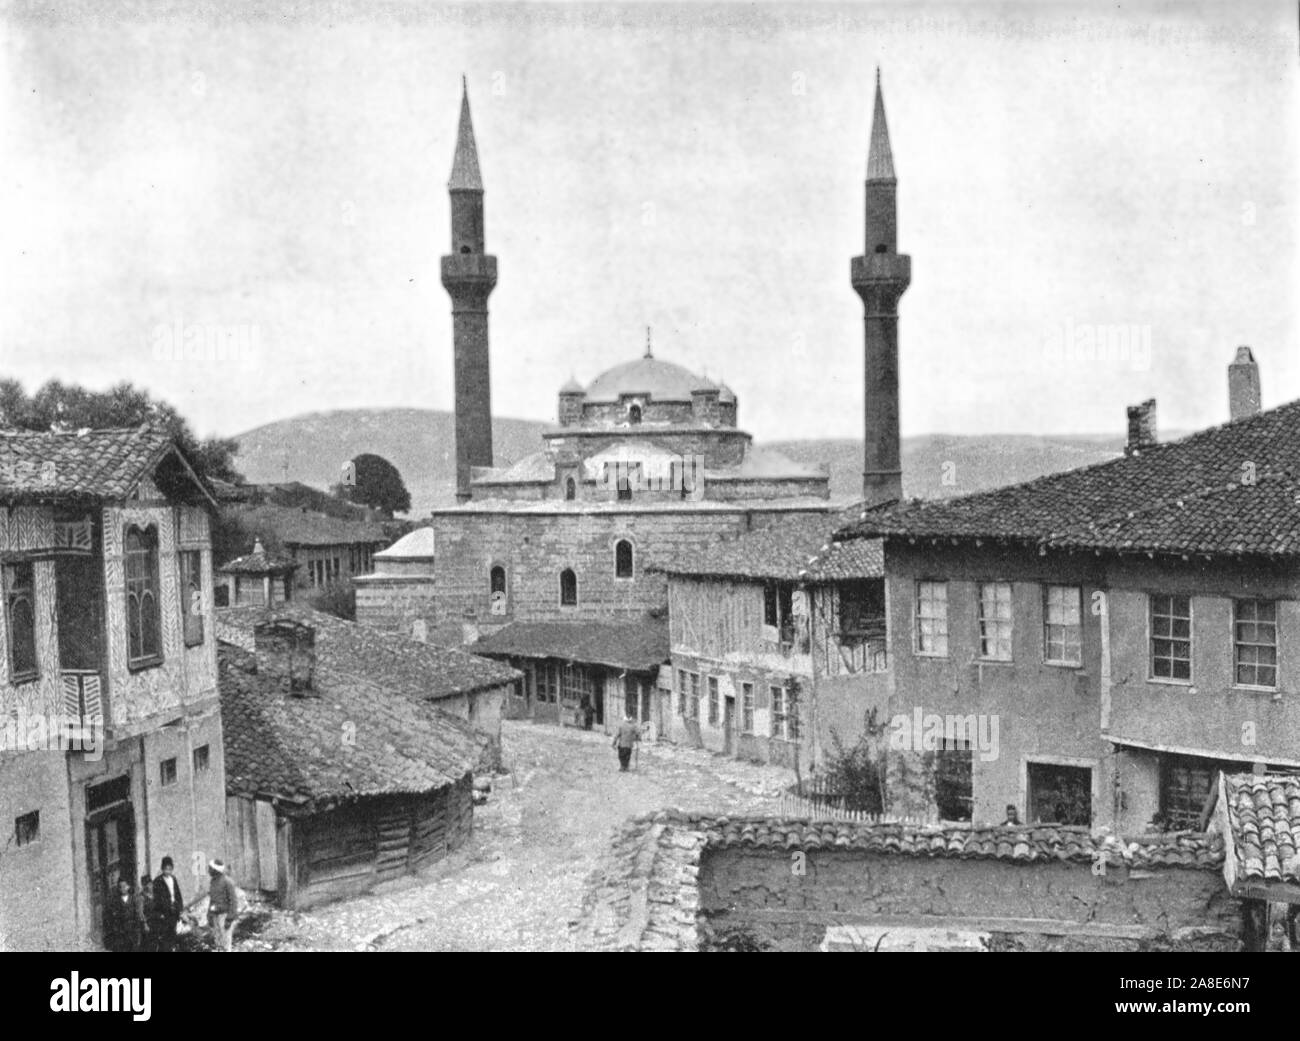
1,0 -> 1297,984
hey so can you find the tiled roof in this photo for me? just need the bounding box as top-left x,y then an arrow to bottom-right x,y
1220,772 -> 1300,889
653,509 -> 881,582
471,618 -> 669,672
0,424 -> 206,504
216,603 -> 519,700
801,537 -> 884,582
839,399 -> 1300,558
218,642 -> 484,813
217,548 -> 299,575
698,815 -> 1222,868
227,503 -> 390,548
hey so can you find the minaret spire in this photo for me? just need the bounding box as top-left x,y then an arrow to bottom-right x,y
866,66 -> 895,181
449,75 -> 483,191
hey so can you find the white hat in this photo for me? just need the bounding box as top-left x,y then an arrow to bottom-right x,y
208,858 -> 226,873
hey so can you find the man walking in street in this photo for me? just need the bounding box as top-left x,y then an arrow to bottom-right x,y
150,856 -> 185,952
206,859 -> 239,952
613,714 -> 640,772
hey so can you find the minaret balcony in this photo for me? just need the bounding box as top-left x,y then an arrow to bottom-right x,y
440,253 -> 498,288
851,252 -> 911,289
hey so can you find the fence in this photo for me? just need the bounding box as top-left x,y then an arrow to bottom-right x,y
777,776 -> 949,826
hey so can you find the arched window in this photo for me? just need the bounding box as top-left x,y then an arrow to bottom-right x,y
565,477 -> 577,501
125,525 -> 162,666
614,540 -> 633,579
628,403 -> 642,425
490,565 -> 506,595
559,568 -> 578,607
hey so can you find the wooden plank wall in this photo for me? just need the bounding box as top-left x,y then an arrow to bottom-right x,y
669,578 -> 765,657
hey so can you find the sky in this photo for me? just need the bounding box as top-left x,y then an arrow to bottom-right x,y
1,1 -> 1296,446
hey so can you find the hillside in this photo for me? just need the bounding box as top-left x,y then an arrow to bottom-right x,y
232,408 -> 1128,515
232,409 -> 547,515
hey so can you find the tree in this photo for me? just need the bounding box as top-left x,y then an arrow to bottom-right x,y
0,378 -> 242,484
337,453 -> 411,517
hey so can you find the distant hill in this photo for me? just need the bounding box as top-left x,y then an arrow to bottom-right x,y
232,409 -> 548,515
766,434 -> 1125,502
232,408 -> 1129,515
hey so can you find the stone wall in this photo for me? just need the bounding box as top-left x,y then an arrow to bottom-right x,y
699,846 -> 1238,952
425,507 -> 832,634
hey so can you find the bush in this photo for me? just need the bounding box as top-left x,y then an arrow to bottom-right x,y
308,580 -> 356,621
820,708 -> 887,813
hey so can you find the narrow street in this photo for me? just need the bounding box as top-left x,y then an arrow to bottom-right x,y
240,720 -> 792,952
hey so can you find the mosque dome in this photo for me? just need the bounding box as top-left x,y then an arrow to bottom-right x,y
582,356 -> 715,403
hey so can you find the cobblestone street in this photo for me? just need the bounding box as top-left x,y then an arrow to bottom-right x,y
239,720 -> 792,952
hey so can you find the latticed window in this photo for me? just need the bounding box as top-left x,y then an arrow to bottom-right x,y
4,560 -> 38,682
1043,585 -> 1082,665
977,582 -> 1013,661
1150,594 -> 1191,681
535,663 -> 559,704
915,581 -> 948,656
125,526 -> 162,667
771,685 -> 787,739
1159,755 -> 1230,830
180,549 -> 204,647
741,682 -> 754,734
1234,599 -> 1277,688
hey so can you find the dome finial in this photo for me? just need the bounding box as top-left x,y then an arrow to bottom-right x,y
645,325 -> 653,359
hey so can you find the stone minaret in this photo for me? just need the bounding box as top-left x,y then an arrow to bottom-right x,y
851,70 -> 911,507
441,78 -> 497,502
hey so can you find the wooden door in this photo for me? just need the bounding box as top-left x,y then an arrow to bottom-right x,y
723,696 -> 736,755
87,809 -> 135,946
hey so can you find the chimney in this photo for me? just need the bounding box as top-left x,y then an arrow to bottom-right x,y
1125,399 -> 1157,455
1228,345 -> 1261,421
253,619 -> 316,695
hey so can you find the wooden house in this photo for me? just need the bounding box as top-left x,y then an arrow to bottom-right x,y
652,511 -> 885,769
470,618 -> 668,736
215,602 -> 518,768
218,618 -> 487,910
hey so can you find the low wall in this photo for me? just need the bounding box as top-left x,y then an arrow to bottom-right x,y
700,846 -> 1238,952
574,811 -> 1240,952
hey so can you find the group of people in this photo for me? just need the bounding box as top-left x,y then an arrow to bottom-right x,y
104,856 -> 242,953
